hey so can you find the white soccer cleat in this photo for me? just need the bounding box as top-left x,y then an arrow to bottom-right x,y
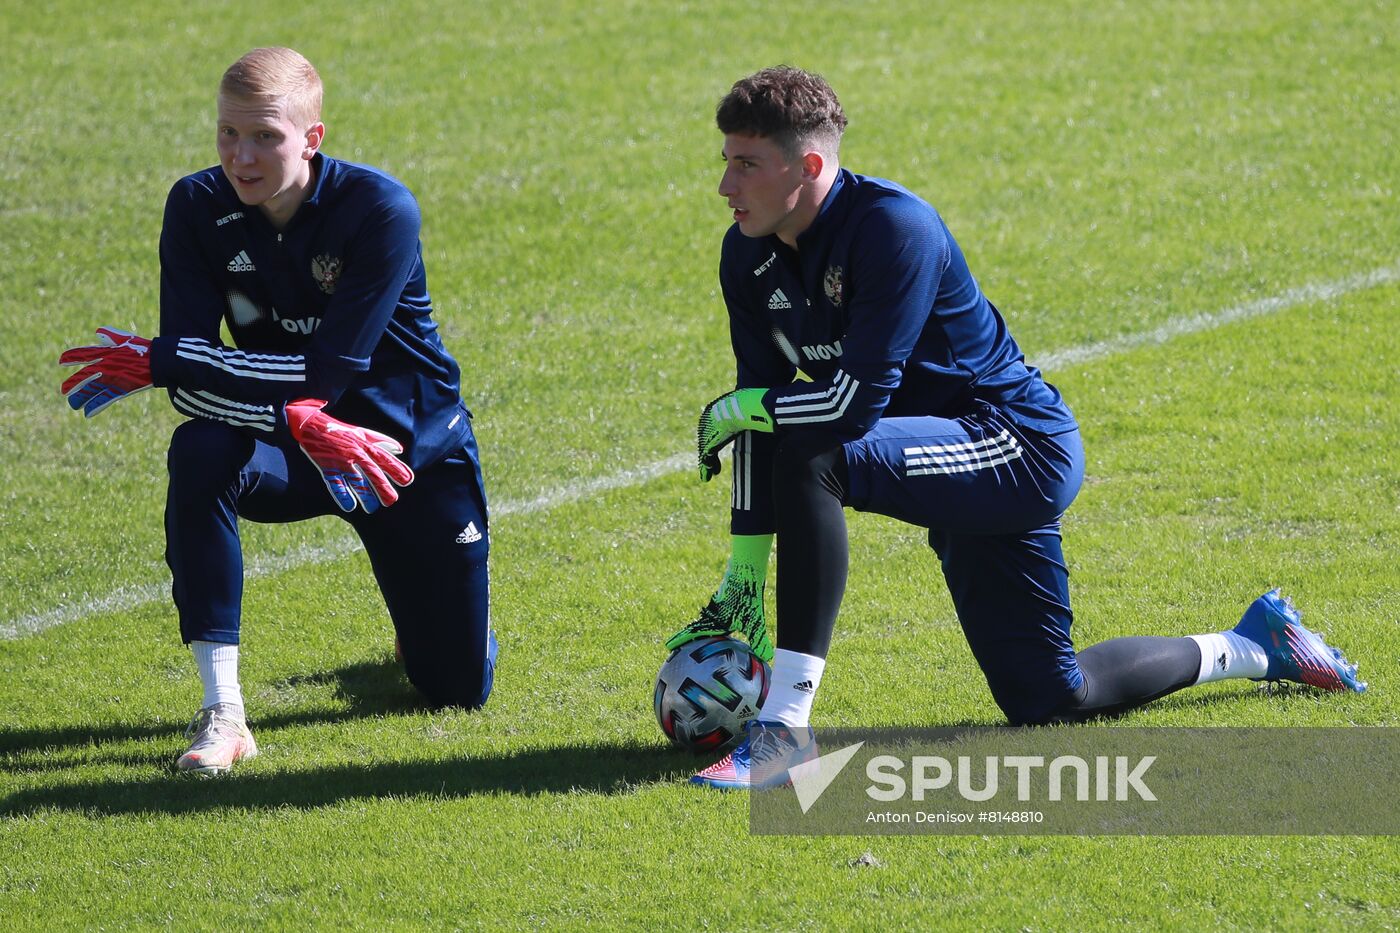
177,703 -> 258,775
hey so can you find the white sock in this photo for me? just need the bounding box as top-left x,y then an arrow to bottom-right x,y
761,648 -> 826,726
1187,631 -> 1269,684
191,641 -> 244,711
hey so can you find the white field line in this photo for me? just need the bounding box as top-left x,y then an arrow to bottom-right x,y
3,263 -> 1396,641
1036,263 -> 1400,370
0,453 -> 694,642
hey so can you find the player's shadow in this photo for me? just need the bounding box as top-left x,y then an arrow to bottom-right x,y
0,655 -> 699,814
0,657 -> 425,772
2,660 -> 1283,815
0,740 -> 696,817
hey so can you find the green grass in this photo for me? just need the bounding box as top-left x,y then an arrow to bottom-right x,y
3,0 -> 1399,928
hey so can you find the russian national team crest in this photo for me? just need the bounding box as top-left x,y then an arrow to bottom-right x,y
823,265 -> 845,307
311,254 -> 343,294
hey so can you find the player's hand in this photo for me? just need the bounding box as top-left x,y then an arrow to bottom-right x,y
665,577 -> 774,663
59,327 -> 154,416
284,398 -> 415,514
697,388 -> 773,482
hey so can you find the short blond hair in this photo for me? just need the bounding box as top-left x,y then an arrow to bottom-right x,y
220,47 -> 323,128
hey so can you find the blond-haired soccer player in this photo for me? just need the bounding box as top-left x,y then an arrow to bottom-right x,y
60,47 -> 496,774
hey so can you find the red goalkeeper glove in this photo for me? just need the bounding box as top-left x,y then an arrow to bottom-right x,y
285,398 -> 415,514
59,326 -> 154,416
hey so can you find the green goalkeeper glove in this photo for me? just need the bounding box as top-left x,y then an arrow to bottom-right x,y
697,388 -> 773,482
666,533 -> 774,662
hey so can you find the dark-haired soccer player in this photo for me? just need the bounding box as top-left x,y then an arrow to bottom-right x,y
667,66 -> 1365,790
60,47 -> 496,774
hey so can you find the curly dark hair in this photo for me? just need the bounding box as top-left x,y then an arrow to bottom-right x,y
716,66 -> 847,160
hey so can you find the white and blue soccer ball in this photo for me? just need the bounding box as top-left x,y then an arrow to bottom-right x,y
654,636 -> 770,753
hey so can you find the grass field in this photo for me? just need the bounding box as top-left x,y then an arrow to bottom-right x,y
3,0 -> 1398,928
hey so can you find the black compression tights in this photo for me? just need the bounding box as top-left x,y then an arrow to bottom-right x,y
1050,636 -> 1201,722
771,434 -> 851,658
769,433 -> 1203,720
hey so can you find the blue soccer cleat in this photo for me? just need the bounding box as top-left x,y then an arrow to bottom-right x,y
1233,589 -> 1367,692
691,721 -> 817,790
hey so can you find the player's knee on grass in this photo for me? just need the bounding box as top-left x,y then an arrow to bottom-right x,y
927,526 -> 1082,726
355,453 -> 494,709
401,628 -> 496,710
985,671 -> 1085,726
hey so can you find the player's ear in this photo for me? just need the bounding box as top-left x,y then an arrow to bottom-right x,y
303,122 -> 325,160
801,150 -> 824,180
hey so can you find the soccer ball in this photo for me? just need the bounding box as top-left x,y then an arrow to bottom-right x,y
654,636 -> 771,753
